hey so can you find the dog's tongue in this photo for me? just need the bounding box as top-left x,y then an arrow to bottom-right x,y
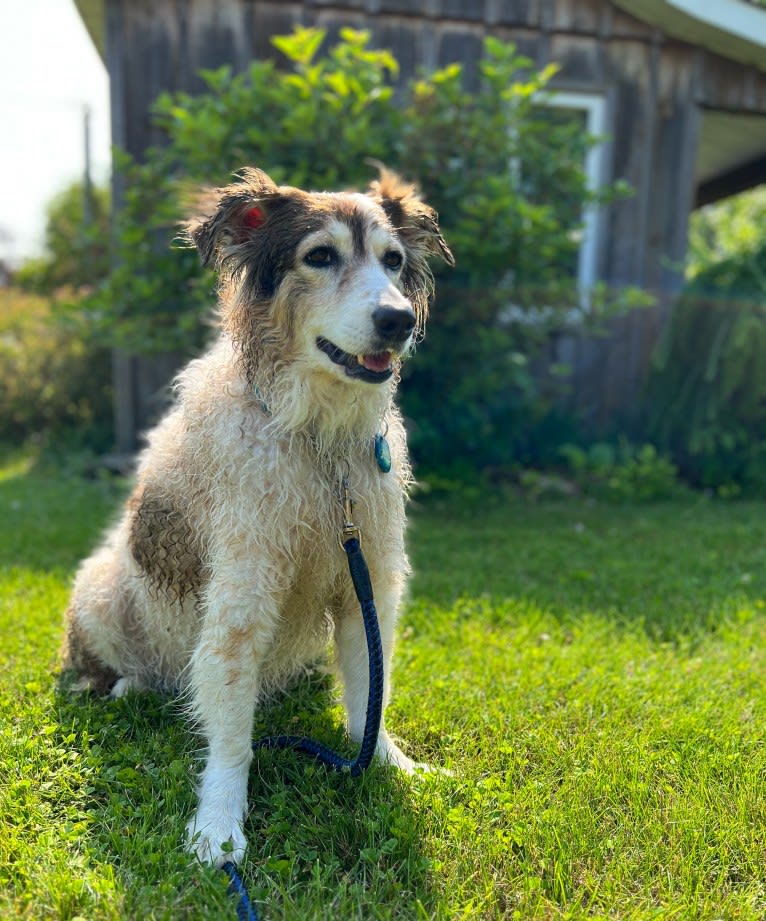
359,351 -> 393,373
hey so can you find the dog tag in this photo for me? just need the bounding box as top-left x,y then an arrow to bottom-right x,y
374,433 -> 392,473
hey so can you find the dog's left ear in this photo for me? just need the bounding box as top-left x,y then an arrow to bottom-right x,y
367,168 -> 454,330
367,168 -> 455,270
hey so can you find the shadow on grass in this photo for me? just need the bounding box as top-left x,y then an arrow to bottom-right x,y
54,670 -> 441,920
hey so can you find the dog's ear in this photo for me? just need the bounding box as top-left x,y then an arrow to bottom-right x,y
366,167 -> 455,270
185,168 -> 281,269
367,167 -> 454,330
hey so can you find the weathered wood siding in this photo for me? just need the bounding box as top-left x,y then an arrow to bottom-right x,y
104,0 -> 766,447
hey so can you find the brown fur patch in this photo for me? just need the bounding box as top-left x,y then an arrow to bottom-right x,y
203,186 -> 329,386
218,625 -> 254,663
61,607 -> 120,694
128,484 -> 205,602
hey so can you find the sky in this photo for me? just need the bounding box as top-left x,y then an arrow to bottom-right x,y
0,0 -> 111,266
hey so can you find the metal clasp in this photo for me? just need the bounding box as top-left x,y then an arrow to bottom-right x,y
338,477 -> 362,549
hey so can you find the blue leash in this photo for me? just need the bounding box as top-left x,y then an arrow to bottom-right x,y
221,526 -> 384,920
222,862 -> 259,921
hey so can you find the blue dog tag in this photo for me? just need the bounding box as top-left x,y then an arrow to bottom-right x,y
374,433 -> 392,473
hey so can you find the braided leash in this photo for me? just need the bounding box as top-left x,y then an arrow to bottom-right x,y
220,498 -> 384,919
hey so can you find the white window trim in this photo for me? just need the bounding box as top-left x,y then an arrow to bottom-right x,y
543,91 -> 608,294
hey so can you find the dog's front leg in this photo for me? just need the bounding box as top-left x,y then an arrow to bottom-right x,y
335,568 -> 422,773
185,564 -> 282,867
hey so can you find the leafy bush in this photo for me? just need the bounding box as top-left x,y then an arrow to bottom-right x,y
646,189 -> 766,493
687,187 -> 766,281
92,27 -> 633,473
0,289 -> 112,452
559,440 -> 681,502
15,181 -> 110,295
6,179 -> 112,455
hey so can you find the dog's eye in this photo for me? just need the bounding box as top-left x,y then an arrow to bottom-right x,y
382,250 -> 403,271
304,246 -> 338,268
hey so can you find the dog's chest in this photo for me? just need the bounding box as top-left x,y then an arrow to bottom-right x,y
256,459 -> 397,674
269,452 -> 398,601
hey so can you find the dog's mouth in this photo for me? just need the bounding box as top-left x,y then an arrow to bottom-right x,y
316,337 -> 395,384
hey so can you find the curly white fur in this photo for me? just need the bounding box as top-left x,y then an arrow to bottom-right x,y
62,167 -> 453,866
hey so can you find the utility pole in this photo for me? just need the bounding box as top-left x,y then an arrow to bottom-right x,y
83,104 -> 94,228
81,104 -> 96,285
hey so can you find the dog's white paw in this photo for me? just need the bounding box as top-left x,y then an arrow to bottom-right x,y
186,761 -> 250,866
186,811 -> 247,867
109,676 -> 144,699
375,734 -> 454,776
376,736 -> 429,774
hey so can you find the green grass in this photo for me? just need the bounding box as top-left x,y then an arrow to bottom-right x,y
3,455 -> 766,919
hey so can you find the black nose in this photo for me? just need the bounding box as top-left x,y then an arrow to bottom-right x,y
372,306 -> 417,343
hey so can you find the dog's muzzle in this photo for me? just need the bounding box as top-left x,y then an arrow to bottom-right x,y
316,305 -> 416,383
316,337 -> 397,384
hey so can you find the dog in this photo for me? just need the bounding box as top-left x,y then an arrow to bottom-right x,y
61,166 -> 453,866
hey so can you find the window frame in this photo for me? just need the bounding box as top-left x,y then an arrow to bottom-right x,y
541,90 -> 608,294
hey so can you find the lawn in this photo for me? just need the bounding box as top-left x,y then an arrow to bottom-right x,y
2,452 -> 766,920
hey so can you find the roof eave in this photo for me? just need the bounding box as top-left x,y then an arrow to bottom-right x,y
612,0 -> 766,71
74,0 -> 106,61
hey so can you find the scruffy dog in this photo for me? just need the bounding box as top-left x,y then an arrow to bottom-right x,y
62,166 -> 453,866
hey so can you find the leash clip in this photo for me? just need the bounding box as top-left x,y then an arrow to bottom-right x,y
338,477 -> 362,549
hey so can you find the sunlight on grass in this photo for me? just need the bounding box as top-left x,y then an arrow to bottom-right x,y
0,450 -> 34,482
2,453 -> 766,919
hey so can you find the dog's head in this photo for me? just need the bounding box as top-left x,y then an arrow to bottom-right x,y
186,167 -> 453,388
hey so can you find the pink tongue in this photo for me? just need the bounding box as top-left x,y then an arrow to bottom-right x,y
361,352 -> 392,372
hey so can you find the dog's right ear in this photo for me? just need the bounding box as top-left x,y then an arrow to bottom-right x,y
367,166 -> 454,332
185,168 -> 281,269
366,167 -> 454,270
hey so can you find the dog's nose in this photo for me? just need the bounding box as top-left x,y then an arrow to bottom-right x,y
372,306 -> 417,343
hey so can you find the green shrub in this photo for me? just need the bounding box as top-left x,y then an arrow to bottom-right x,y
559,439 -> 681,502
645,208 -> 766,493
15,181 -> 110,295
91,27 -> 635,474
0,289 -> 112,452
687,187 -> 766,281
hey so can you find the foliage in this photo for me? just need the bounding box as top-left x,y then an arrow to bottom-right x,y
0,288 -> 112,452
15,180 -> 110,295
92,27 -> 634,473
687,186 -> 766,280
646,186 -> 766,492
558,439 -> 682,501
6,454 -> 766,918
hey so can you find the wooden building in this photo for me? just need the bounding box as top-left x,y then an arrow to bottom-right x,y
75,0 -> 766,450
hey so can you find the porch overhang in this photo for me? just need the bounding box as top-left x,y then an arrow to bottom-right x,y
612,0 -> 766,72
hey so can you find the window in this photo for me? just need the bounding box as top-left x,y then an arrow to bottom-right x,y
542,91 -> 607,294
500,89 -> 609,327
